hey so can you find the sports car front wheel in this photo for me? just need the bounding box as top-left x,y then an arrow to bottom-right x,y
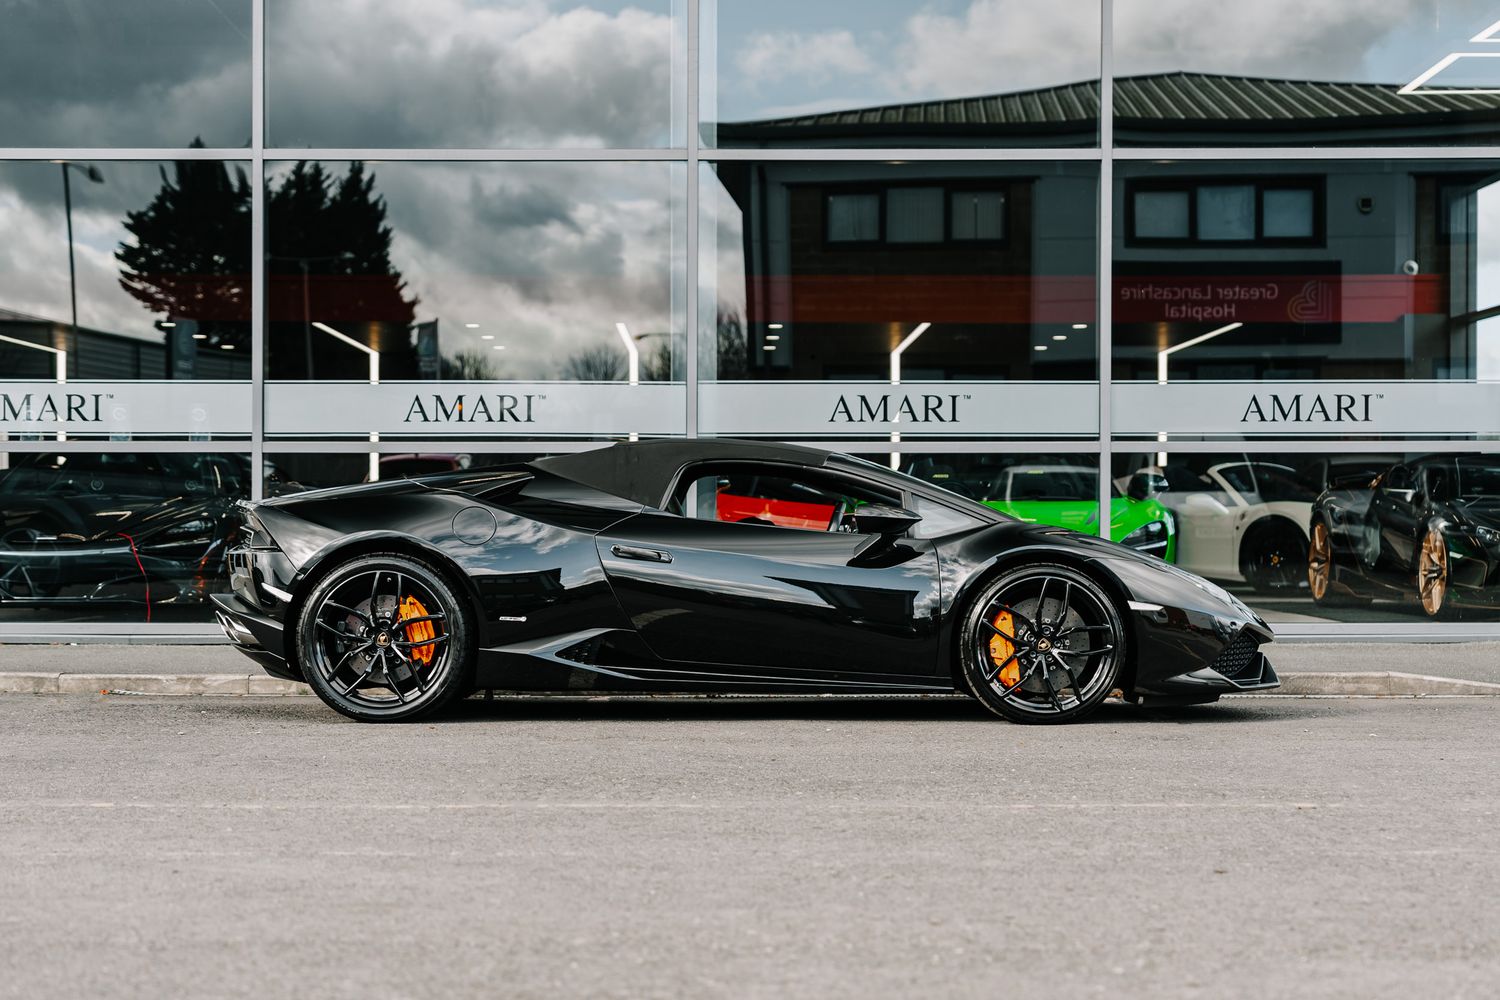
959,563 -> 1124,724
296,553 -> 473,722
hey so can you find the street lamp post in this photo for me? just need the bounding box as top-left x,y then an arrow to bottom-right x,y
56,161 -> 104,340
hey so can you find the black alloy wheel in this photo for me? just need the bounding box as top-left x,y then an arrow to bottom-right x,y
296,552 -> 473,722
959,563 -> 1124,724
1241,519 -> 1307,593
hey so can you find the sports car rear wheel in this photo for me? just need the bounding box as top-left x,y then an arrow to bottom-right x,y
297,553 -> 473,722
1308,519 -> 1371,608
959,563 -> 1124,724
1418,528 -> 1451,618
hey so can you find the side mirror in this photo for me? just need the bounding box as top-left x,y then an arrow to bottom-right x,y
850,503 -> 922,536
1126,472 -> 1168,501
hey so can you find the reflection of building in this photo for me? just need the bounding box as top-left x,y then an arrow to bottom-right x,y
709,161 -> 1096,380
719,72 -> 1500,149
0,308 -> 249,380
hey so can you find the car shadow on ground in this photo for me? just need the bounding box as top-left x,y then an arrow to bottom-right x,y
188,692 -> 1326,726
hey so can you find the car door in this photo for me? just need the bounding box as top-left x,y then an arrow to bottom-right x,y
596,462 -> 942,681
1370,463 -> 1421,572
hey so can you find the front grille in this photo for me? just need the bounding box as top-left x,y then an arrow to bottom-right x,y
1211,633 -> 1261,681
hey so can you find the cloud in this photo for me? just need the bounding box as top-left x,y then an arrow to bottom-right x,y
735,29 -> 874,88
1112,0 -> 1420,80
897,1 -> 1098,97
268,0 -> 677,147
0,0 -> 250,147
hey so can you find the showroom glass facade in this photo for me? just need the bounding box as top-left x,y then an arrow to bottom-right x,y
5,0 -> 1500,636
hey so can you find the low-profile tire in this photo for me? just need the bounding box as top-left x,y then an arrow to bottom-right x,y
1417,528 -> 1454,619
296,552 -> 474,722
958,563 -> 1124,725
1308,518 -> 1372,608
1240,519 -> 1306,594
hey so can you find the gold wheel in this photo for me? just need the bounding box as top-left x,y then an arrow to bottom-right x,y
1418,529 -> 1449,617
1308,521 -> 1332,601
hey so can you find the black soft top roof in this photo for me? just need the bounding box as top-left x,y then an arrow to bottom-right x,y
531,439 -> 833,508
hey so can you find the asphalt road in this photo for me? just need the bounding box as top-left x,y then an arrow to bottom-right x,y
3,695 -> 1498,999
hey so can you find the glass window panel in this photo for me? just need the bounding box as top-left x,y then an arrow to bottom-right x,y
0,1 -> 250,148
265,161 -> 684,384
887,188 -> 944,244
702,161 -> 1098,389
1114,159 -> 1500,395
0,160 -> 251,392
1196,185 -> 1255,241
952,191 -> 1006,241
0,450 -> 251,624
267,0 -> 682,148
1114,0 -> 1500,146
826,193 -> 880,242
1263,188 -> 1315,239
1133,190 -> 1189,239
1112,450 -> 1500,623
705,0 -> 1100,149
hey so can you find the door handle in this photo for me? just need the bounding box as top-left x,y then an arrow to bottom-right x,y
610,544 -> 673,564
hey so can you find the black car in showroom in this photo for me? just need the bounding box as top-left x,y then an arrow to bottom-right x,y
212,439 -> 1278,723
1309,453 -> 1500,617
0,451 -> 251,620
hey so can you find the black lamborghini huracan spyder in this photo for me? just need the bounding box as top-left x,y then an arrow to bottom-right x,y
212,440 -> 1277,723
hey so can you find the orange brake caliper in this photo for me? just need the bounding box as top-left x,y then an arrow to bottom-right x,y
398,595 -> 438,667
988,610 -> 1020,687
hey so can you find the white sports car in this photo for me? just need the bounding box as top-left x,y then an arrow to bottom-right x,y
1118,461 -> 1317,593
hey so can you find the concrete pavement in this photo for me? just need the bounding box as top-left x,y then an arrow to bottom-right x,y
1,695 -> 1497,999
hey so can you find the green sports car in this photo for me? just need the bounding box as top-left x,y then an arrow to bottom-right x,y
980,464 -> 1176,561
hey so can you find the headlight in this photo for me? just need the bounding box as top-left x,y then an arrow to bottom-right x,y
1121,519 -> 1172,555
1476,526 -> 1500,546
149,519 -> 215,547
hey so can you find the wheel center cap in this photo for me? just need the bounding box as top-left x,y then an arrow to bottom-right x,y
1036,638 -> 1052,652
375,632 -> 390,647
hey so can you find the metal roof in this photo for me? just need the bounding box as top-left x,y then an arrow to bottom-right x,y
720,72 -> 1500,137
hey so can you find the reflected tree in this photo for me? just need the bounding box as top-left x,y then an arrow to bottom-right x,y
716,307 -> 748,378
561,344 -> 626,380
441,349 -> 496,380
115,138 -> 251,354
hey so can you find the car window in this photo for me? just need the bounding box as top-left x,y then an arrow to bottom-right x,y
997,467 -> 1097,503
1455,458 -> 1500,501
670,464 -> 900,533
1252,464 -> 1320,503
1385,465 -> 1414,491
1216,464 -> 1257,496
909,495 -> 984,538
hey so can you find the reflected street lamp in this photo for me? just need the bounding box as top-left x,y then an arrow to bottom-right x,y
312,321 -> 381,481
54,161 -> 104,338
1154,321 -> 1243,466
889,321 -> 931,469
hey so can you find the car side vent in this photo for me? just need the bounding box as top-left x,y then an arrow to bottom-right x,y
556,636 -> 603,665
1211,633 -> 1261,681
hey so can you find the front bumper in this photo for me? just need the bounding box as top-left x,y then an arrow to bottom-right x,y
210,592 -> 298,680
1131,623 -> 1280,706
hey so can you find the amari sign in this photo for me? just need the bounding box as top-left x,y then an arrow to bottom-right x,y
700,382 -> 1099,437
0,382 -> 250,436
265,382 -> 686,437
1113,381 -> 1500,436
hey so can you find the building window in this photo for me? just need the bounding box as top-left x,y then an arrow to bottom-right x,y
951,191 -> 1007,241
825,185 -> 1013,246
886,187 -> 944,243
826,193 -> 881,242
1127,178 -> 1322,246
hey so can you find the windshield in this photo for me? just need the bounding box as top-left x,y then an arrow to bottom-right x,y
831,453 -> 1008,522
1455,458 -> 1500,501
995,467 -> 1103,503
